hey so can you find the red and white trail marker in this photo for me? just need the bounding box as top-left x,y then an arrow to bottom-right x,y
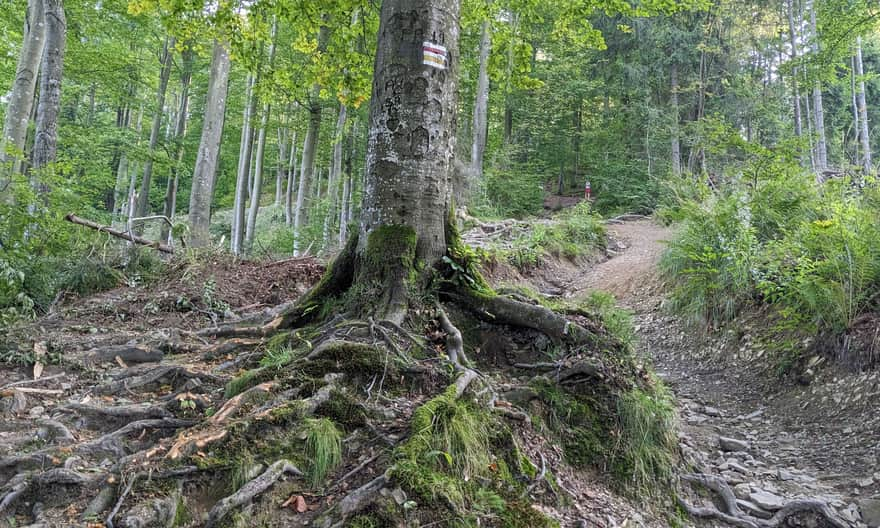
423,41 -> 447,70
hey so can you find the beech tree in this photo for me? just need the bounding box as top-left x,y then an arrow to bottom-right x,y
0,0 -> 45,186
32,0 -> 66,173
188,40 -> 231,247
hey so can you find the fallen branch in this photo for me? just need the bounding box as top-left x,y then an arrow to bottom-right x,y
65,214 -> 174,254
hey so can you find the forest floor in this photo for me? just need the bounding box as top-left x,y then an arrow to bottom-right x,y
1,219 -> 878,527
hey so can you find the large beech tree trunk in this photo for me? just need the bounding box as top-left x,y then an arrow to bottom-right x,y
1,0 -> 45,188
188,41 -> 230,248
357,0 -> 461,321
32,0 -> 66,174
135,37 -> 175,226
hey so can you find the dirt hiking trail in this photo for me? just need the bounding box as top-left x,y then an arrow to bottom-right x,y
572,220 -> 877,527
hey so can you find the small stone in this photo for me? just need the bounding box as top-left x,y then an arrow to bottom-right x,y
703,406 -> 722,417
733,483 -> 752,500
749,490 -> 785,511
719,436 -> 750,452
840,503 -> 861,523
391,487 -> 407,505
728,461 -> 751,475
777,469 -> 796,481
737,499 -> 773,519
858,477 -> 875,488
28,405 -> 45,418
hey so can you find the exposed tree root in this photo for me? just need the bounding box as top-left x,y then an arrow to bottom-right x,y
95,364 -> 221,395
205,459 -> 302,528
81,344 -> 164,367
679,473 -> 848,528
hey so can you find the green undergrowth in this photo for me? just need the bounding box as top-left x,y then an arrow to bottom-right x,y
493,203 -> 606,270
530,375 -> 675,496
662,162 -> 880,368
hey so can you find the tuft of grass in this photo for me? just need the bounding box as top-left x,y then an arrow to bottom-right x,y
392,384 -> 492,506
304,418 -> 342,487
580,291 -> 636,351
260,346 -> 299,369
612,384 -> 676,494
229,450 -> 256,493
224,369 -> 264,399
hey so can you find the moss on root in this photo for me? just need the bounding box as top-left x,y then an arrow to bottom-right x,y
389,383 -> 557,527
302,341 -> 398,382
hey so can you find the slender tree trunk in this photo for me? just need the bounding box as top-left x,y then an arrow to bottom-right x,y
125,105 -> 145,231
851,55 -> 860,165
293,87 -> 324,255
670,62 -> 682,176
31,0 -> 66,174
275,127 -> 286,207
339,119 -> 356,246
135,37 -> 175,228
285,131 -> 298,225
1,0 -> 45,191
470,20 -> 490,178
810,3 -> 827,173
359,0 -> 461,321
244,103 -> 271,250
787,0 -> 802,137
161,47 -> 194,244
322,104 -> 347,250
803,71 -> 817,172
292,22 -> 330,256
188,40 -> 231,248
856,36 -> 871,174
231,75 -> 255,254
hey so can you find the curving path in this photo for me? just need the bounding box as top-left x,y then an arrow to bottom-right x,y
571,220 -> 873,527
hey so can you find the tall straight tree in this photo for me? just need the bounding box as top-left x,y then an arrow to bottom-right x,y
161,47 -> 194,244
809,1 -> 828,173
188,40 -> 231,248
470,20 -> 491,178
855,36 -> 871,174
1,0 -> 45,189
244,18 -> 278,251
31,0 -> 66,173
670,62 -> 681,176
135,37 -> 175,225
293,23 -> 330,256
231,74 -> 256,254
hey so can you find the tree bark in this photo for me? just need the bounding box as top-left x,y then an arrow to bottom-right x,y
275,127 -> 286,208
670,62 -> 682,176
161,47 -> 194,244
1,0 -> 45,189
285,131 -> 297,225
244,102 -> 271,250
810,3 -> 827,173
338,119 -> 355,246
358,0 -> 461,321
188,40 -> 231,248
135,37 -> 175,229
231,74 -> 256,254
323,104 -> 347,250
293,87 -> 324,255
470,20 -> 490,178
786,0 -> 802,138
856,36 -> 871,174
31,0 -> 66,174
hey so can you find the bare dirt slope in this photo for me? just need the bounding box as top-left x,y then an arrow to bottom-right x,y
571,220 -> 877,527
